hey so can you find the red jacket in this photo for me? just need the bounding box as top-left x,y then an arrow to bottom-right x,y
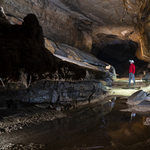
129,63 -> 135,74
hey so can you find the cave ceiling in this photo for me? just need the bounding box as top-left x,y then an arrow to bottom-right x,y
1,0 -> 150,62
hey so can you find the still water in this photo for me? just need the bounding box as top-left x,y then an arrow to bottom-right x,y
1,97 -> 150,150
46,97 -> 150,150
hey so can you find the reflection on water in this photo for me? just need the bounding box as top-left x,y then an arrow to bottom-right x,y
129,112 -> 136,122
105,97 -> 150,149
47,100 -> 114,150
144,117 -> 150,125
1,97 -> 150,150
58,97 -> 150,150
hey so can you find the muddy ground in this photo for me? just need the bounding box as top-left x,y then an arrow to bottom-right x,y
0,97 -> 113,150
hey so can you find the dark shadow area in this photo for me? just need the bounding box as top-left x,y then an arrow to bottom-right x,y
1,97 -> 150,149
91,40 -> 148,77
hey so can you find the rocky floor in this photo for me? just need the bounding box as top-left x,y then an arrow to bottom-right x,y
0,102 -> 70,149
0,96 -> 114,149
0,143 -> 45,150
1,95 -> 150,150
0,106 -> 67,149
0,79 -> 150,150
0,105 -> 66,135
111,78 -> 150,96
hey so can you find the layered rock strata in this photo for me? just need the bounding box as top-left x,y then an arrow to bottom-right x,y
0,11 -> 111,87
0,100 -> 113,148
0,79 -> 111,109
1,0 -> 150,63
0,9 -> 113,107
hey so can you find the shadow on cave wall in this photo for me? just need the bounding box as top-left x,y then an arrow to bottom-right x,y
0,12 -> 108,87
91,40 -> 148,78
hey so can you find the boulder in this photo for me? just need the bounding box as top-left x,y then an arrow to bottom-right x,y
127,90 -> 148,105
142,73 -> 150,82
130,100 -> 150,112
0,12 -> 111,87
121,90 -> 150,112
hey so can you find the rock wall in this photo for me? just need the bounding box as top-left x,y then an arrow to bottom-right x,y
44,38 -> 117,78
2,0 -> 150,75
0,79 -> 111,109
0,10 -> 112,87
0,7 -> 113,107
1,0 -> 93,51
2,0 -> 150,57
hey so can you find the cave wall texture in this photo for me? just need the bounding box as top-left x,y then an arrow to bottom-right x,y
1,0 -> 150,60
1,11 -> 111,87
1,0 -> 150,77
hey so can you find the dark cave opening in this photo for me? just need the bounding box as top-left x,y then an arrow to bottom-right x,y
91,41 -> 148,78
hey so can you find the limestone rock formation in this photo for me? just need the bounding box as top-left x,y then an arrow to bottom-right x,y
142,73 -> 150,82
0,10 -> 114,107
121,90 -> 150,112
127,90 -> 148,105
0,12 -> 110,87
1,0 -> 150,77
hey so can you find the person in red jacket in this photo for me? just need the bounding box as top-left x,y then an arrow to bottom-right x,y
128,60 -> 135,86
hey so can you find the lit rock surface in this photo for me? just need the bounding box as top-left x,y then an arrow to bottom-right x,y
127,90 -> 148,105
131,100 -> 150,112
1,0 -> 150,63
121,90 -> 150,112
0,0 -> 149,77
142,73 -> 150,82
45,38 -> 117,78
45,38 -> 106,65
0,10 -> 113,87
0,7 -> 114,110
0,80 -> 110,108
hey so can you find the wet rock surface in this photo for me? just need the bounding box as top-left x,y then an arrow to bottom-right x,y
0,99 -> 114,149
127,90 -> 148,105
1,96 -> 150,150
105,97 -> 150,150
121,89 -> 150,112
142,73 -> 150,82
0,143 -> 45,150
0,106 -> 66,135
0,80 -> 111,110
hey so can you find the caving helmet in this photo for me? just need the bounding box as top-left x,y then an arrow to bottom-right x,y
129,60 -> 134,63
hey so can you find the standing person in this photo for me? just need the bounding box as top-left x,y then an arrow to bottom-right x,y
128,60 -> 135,86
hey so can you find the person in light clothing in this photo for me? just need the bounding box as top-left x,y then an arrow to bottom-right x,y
128,60 -> 135,86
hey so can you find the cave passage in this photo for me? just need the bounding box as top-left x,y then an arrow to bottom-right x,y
91,41 -> 148,77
